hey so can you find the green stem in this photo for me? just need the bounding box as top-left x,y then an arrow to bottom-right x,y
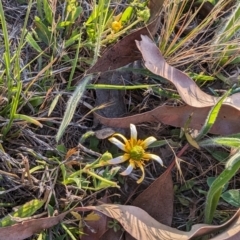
85,169 -> 119,188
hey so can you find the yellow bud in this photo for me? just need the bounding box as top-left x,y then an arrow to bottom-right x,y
111,21 -> 123,32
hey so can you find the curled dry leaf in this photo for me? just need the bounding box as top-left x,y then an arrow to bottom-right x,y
95,104 -> 240,135
94,128 -> 115,139
74,205 -> 240,240
132,165 -> 174,226
95,35 -> 240,135
1,205 -> 239,240
125,166 -> 174,240
0,211 -> 69,240
210,212 -> 240,240
135,35 -> 240,109
81,211 -> 108,240
82,195 -> 110,240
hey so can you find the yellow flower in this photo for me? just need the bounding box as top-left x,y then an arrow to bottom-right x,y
111,20 -> 123,33
108,124 -> 163,184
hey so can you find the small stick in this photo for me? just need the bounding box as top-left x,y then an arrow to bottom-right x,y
20,154 -> 33,187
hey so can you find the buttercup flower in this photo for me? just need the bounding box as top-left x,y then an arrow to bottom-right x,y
111,13 -> 123,33
108,124 -> 163,184
111,20 -> 123,32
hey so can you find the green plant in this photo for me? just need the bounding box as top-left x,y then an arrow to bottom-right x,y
211,1 -> 240,66
182,89 -> 239,224
204,151 -> 240,224
0,0 -> 43,138
61,151 -> 120,191
0,199 -> 45,227
1,0 -> 240,239
29,0 -> 82,54
108,219 -> 122,232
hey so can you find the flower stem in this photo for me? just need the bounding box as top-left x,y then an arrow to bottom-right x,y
85,169 -> 120,188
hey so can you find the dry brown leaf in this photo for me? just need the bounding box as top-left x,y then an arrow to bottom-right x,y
125,167 -> 174,240
189,208 -> 240,239
210,211 -> 240,240
81,211 -> 108,240
65,147 -> 78,160
82,195 -> 110,240
0,211 -> 69,240
135,35 -> 240,110
87,0 -> 164,74
94,35 -> 240,135
95,104 -> 240,135
76,204 -> 185,240
1,205 -> 239,240
132,166 -> 173,226
74,205 -> 240,240
99,228 -> 122,240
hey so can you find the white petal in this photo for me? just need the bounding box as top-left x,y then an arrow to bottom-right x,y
108,155 -> 129,164
109,137 -> 126,151
142,136 -> 157,148
130,124 -> 137,140
145,153 -> 163,166
120,164 -> 134,176
136,164 -> 145,184
113,133 -> 128,144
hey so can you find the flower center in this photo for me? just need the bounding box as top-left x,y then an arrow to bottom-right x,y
129,145 -> 144,161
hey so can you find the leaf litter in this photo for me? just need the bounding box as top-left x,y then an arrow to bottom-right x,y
95,35 -> 240,135
131,164 -> 174,226
1,0 -> 240,239
81,194 -> 110,240
1,204 -> 239,240
77,205 -> 240,240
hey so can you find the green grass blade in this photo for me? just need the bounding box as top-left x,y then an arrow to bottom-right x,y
13,114 -> 43,128
56,75 -> 94,142
0,0 -> 12,95
34,16 -> 51,45
92,0 -> 111,65
26,32 -> 42,53
65,33 -> 81,48
212,2 -> 240,65
214,2 -> 240,44
67,31 -> 82,89
1,0 -> 33,137
43,0 -> 53,25
3,92 -> 22,137
36,0 -> 44,19
196,90 -> 230,140
0,199 -> 45,227
86,84 -> 157,90
61,223 -> 78,240
204,150 -> 240,224
48,94 -> 61,116
200,137 -> 240,148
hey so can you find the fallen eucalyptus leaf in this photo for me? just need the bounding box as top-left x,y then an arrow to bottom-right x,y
94,36 -> 240,135
132,166 -> 174,226
74,204 -> 240,240
95,104 -> 240,135
1,205 -> 239,240
136,35 -> 240,110
0,211 -> 69,240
